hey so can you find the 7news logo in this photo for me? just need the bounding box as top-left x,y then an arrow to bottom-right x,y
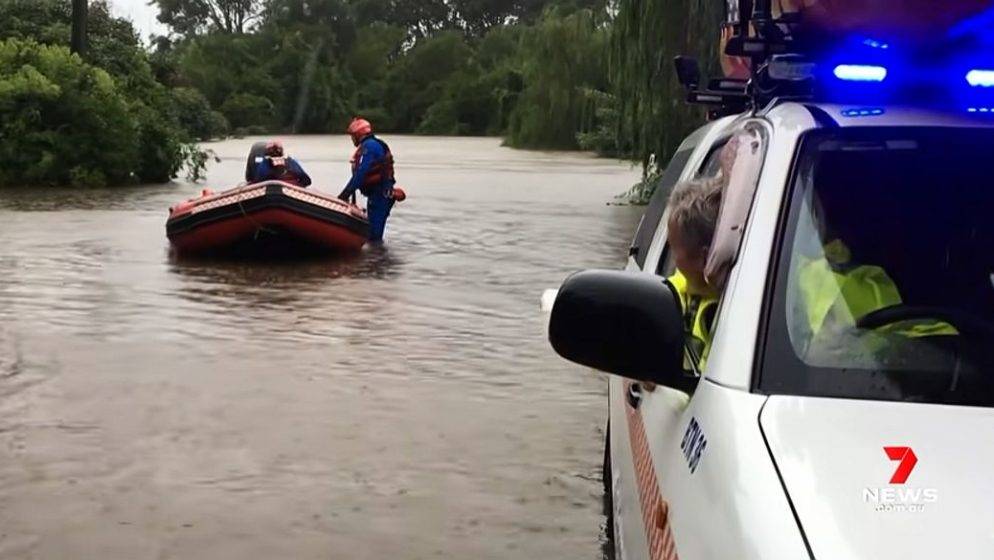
862,446 -> 938,513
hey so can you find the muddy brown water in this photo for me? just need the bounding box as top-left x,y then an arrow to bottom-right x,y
0,136 -> 642,559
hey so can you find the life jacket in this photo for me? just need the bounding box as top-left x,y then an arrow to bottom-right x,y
350,136 -> 395,188
262,156 -> 304,186
668,271 -> 719,369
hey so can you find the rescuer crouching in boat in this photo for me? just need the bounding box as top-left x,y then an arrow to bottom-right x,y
254,140 -> 312,187
338,117 -> 405,242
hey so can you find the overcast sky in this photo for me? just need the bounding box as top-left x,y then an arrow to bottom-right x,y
107,0 -> 168,41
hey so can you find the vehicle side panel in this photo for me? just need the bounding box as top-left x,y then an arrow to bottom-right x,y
609,374 -> 653,560
645,381 -> 810,559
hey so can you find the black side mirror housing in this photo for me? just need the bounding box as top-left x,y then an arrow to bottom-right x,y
549,269 -> 691,390
674,56 -> 701,89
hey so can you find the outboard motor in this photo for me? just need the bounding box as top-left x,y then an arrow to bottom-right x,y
244,141 -> 268,183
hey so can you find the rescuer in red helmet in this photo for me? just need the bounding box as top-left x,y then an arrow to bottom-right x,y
253,140 -> 312,187
338,117 -> 404,241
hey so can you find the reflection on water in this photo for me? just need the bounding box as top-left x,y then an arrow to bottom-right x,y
169,243 -> 403,286
0,136 -> 641,560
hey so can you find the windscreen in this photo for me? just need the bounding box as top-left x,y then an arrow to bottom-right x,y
761,126 -> 994,407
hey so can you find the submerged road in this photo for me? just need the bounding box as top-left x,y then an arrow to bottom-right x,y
0,135 -> 641,559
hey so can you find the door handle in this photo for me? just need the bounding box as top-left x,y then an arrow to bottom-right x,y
626,383 -> 643,409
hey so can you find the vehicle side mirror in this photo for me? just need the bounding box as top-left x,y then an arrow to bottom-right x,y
549,269 -> 690,389
674,56 -> 701,89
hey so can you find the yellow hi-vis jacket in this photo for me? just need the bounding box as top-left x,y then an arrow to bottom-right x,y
798,240 -> 956,338
668,271 -> 719,368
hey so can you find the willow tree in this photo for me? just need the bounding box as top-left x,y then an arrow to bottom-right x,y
71,0 -> 87,53
610,0 -> 723,180
506,7 -> 610,149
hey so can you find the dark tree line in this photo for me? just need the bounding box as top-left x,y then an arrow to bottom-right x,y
2,0 -> 720,189
145,0 -> 617,150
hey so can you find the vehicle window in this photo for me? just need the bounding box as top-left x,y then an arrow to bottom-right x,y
630,147 -> 695,268
760,127 -> 994,407
705,124 -> 767,290
696,139 -> 730,179
657,125 -> 765,278
657,124 -> 767,372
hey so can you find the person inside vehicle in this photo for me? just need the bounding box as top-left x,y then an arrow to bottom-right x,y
253,140 -> 312,187
338,117 -> 400,242
666,177 -> 724,368
789,190 -> 956,359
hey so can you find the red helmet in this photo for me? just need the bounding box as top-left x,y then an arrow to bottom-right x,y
347,117 -> 373,144
265,140 -> 284,157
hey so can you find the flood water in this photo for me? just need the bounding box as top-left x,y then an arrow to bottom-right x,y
0,136 -> 642,559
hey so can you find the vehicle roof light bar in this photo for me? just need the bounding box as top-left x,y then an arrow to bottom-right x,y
861,38 -> 890,50
841,108 -> 885,117
966,69 -> 994,87
833,64 -> 888,82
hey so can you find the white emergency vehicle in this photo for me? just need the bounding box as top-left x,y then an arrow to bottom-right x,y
549,3 -> 994,558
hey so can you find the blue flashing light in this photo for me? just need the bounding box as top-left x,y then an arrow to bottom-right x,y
949,7 -> 994,40
834,64 -> 888,82
968,107 -> 994,114
966,70 -> 994,87
841,108 -> 885,117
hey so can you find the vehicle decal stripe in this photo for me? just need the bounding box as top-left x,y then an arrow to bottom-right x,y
625,382 -> 679,560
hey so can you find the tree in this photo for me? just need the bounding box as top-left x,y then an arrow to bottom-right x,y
154,0 -> 265,36
0,2 -> 215,185
448,0 -> 605,37
384,31 -> 474,131
172,86 -> 230,139
0,38 -> 138,186
70,0 -> 86,53
610,0 -> 723,177
264,0 -> 355,49
506,8 -> 608,149
349,0 -> 451,39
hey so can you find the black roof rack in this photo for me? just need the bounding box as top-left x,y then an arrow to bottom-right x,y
677,1 -> 994,116
676,0 -> 815,116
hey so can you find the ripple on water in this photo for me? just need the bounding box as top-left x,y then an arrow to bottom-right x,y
0,136 -> 641,560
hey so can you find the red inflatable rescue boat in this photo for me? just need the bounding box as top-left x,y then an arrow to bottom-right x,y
166,181 -> 370,255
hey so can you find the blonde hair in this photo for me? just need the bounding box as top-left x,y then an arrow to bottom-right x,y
667,177 -> 723,250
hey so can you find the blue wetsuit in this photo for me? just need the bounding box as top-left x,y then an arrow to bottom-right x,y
339,136 -> 395,241
254,157 -> 312,187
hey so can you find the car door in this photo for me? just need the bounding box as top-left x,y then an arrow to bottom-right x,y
609,118 -> 733,559
611,119 -> 777,559
611,118 -> 728,558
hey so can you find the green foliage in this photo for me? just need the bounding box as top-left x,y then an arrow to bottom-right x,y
0,38 -> 138,186
150,0 -> 623,150
576,88 -> 628,157
609,0 -> 723,176
156,0 -> 265,36
172,86 -> 230,140
348,23 -> 405,88
181,145 -> 219,181
0,0 -> 148,83
130,91 -> 190,183
0,0 -> 71,44
176,33 -> 276,109
264,0 -> 355,50
220,92 -> 275,129
3,0 -> 687,191
384,31 -> 475,132
506,8 -> 608,149
417,72 -> 494,135
0,0 -> 217,187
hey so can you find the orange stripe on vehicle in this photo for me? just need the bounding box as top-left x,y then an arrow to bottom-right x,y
625,381 -> 679,560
